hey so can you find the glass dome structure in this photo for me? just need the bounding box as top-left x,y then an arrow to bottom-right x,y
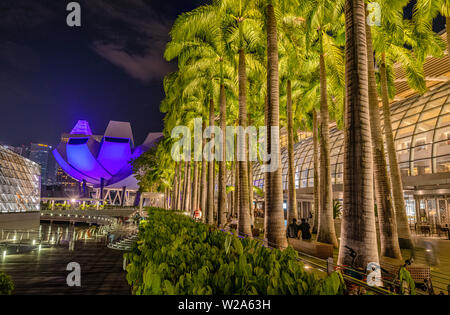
0,146 -> 40,213
251,81 -> 450,190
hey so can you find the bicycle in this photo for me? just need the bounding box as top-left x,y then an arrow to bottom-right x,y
337,245 -> 370,295
340,246 -> 416,295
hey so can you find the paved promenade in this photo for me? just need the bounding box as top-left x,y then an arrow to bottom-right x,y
0,238 -> 131,295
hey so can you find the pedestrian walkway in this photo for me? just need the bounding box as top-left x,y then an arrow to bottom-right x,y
0,233 -> 130,295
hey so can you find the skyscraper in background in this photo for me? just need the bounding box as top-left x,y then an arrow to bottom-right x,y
29,143 -> 53,186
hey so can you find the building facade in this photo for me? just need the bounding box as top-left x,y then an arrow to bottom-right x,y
29,143 -> 54,186
53,120 -> 163,205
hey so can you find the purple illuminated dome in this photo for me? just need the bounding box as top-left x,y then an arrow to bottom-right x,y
53,120 -> 162,190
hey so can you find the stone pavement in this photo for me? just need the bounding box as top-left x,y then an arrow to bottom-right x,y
0,238 -> 131,295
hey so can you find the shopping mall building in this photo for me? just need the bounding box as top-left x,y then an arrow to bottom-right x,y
253,34 -> 450,230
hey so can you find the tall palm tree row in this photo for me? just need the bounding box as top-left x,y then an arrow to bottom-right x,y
132,0 -> 447,263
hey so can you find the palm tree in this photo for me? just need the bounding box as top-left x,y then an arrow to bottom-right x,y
416,0 -> 450,62
300,0 -> 344,247
366,11 -> 402,259
218,84 -> 227,226
265,1 -> 287,249
219,0 -> 264,236
207,99 -> 216,224
166,2 -> 241,226
371,0 -> 444,249
279,22 -> 303,225
286,80 -> 297,224
338,0 -> 379,268
312,109 -> 320,233
200,121 -> 208,221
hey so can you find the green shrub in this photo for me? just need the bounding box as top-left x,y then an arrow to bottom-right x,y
0,272 -> 14,295
125,207 -> 345,295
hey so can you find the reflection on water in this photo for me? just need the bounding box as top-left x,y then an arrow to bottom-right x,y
1,222 -> 113,255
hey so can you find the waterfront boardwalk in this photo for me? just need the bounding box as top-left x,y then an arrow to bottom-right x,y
0,239 -> 130,295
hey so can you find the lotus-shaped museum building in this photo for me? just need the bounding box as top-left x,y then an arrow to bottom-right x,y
53,120 -> 162,197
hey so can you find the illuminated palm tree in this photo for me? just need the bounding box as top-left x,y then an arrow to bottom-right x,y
298,0 -> 345,247
263,0 -> 287,248
165,3 -> 238,225
371,0 -> 444,249
338,0 -> 379,268
365,11 -> 402,259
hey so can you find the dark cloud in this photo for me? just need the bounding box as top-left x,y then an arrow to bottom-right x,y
92,41 -> 174,82
0,0 -> 207,146
85,0 -> 176,83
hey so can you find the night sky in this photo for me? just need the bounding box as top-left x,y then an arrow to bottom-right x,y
0,0 -> 445,147
0,0 -> 208,147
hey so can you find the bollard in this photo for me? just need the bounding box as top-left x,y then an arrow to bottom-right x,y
123,256 -> 127,271
327,257 -> 334,275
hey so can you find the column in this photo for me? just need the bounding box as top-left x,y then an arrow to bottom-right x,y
121,186 -> 126,207
100,177 -> 105,204
82,179 -> 87,198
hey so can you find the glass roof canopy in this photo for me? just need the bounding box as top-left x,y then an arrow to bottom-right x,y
0,146 -> 41,213
251,81 -> 450,191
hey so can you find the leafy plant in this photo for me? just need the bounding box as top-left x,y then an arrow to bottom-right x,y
125,207 -> 345,295
398,266 -> 416,295
333,200 -> 342,219
0,272 -> 14,295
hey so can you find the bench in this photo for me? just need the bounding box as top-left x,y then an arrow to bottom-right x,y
288,238 -> 334,259
380,256 -> 430,284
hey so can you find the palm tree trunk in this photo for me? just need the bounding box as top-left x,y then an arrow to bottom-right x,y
200,120 -> 208,222
172,162 -> 178,210
192,161 -> 199,213
177,162 -> 183,210
338,0 -> 379,268
317,53 -> 338,247
238,48 -> 252,236
207,98 -> 215,225
181,161 -> 188,211
264,95 -> 269,237
234,152 -> 239,223
231,160 -> 235,219
447,17 -> 450,64
197,163 -> 201,211
380,52 -> 414,249
287,79 -> 298,224
312,109 -> 320,234
165,187 -> 169,209
248,154 -> 254,227
248,116 -> 254,227
366,18 -> 402,259
266,3 -> 287,249
184,161 -> 191,211
218,84 -> 227,227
